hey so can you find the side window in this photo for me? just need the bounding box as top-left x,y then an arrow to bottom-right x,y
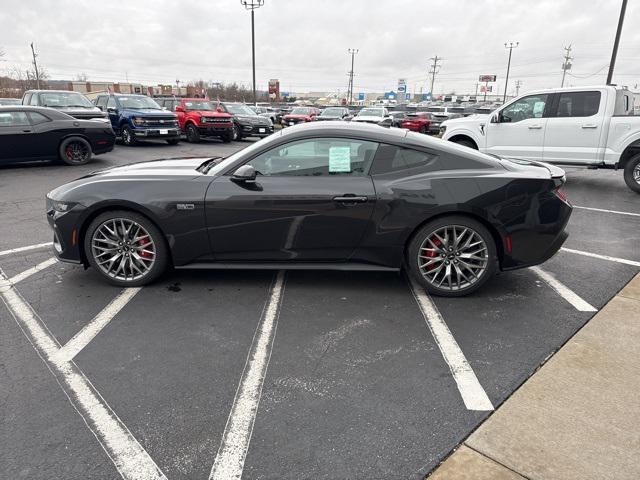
556,91 -> 601,117
96,96 -> 108,110
106,97 -> 117,110
0,111 -> 30,126
27,112 -> 51,125
23,93 -> 32,105
29,94 -> 39,106
370,145 -> 437,175
501,94 -> 548,123
246,138 -> 379,177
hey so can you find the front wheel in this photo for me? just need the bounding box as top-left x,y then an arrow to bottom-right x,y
84,211 -> 169,287
623,153 -> 640,193
232,124 -> 242,141
221,131 -> 233,143
185,124 -> 200,143
59,137 -> 92,165
121,125 -> 137,146
406,216 -> 497,297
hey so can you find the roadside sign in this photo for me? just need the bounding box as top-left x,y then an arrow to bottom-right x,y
358,92 -> 365,101
480,85 -> 493,93
479,74 -> 497,82
397,78 -> 407,93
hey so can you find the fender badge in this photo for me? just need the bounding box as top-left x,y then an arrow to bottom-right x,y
176,203 -> 195,210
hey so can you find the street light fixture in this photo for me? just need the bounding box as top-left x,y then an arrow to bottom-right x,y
240,0 -> 264,106
503,41 -> 519,102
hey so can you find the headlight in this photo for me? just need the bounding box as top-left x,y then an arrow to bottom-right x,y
133,117 -> 146,126
439,125 -> 447,135
49,199 -> 77,213
201,116 -> 207,123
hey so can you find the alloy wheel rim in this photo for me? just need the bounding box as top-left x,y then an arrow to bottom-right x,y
123,129 -> 131,144
418,225 -> 488,291
91,218 -> 156,281
65,142 -> 89,163
634,163 -> 640,183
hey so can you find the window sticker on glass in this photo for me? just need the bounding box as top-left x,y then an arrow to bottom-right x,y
329,146 -> 351,172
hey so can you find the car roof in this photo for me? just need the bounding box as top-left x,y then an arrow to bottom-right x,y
0,105 -> 73,119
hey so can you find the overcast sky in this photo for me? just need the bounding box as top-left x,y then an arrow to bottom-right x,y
1,0 -> 639,96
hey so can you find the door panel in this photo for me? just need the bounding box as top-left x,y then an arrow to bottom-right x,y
542,90 -> 606,165
205,176 -> 376,261
0,111 -> 34,162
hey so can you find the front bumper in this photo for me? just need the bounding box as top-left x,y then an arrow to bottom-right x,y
46,203 -> 84,264
239,123 -> 274,137
133,127 -> 180,138
197,125 -> 233,136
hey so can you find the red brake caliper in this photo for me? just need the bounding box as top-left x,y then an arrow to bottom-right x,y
425,237 -> 441,271
138,235 -> 151,258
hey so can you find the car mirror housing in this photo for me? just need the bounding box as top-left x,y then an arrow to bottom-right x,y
175,105 -> 185,113
490,113 -> 500,123
231,165 -> 257,183
107,107 -> 118,114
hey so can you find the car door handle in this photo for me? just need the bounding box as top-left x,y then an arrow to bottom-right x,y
581,124 -> 598,129
333,195 -> 368,203
527,125 -> 542,129
22,129 -> 32,133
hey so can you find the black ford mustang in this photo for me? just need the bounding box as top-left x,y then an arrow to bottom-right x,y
46,122 -> 571,296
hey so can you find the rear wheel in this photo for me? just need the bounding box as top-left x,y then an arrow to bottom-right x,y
419,125 -> 427,134
58,137 -> 92,165
121,125 -> 136,146
84,211 -> 168,287
450,137 -> 476,149
623,153 -> 640,193
407,216 -> 497,297
185,123 -> 200,143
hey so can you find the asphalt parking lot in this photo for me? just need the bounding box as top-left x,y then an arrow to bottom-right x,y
2,138 -> 639,480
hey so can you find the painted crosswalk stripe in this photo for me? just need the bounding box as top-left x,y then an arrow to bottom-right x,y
55,288 -> 142,363
407,276 -> 494,411
210,271 -> 287,480
0,268 -> 166,480
7,257 -> 58,285
0,242 -> 53,257
574,205 -> 640,218
561,247 -> 640,268
531,266 -> 597,312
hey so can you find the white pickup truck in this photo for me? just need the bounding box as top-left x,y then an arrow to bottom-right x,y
440,85 -> 640,193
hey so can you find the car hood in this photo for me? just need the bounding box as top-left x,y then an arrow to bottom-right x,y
50,106 -> 107,118
234,114 -> 269,122
190,110 -> 232,118
441,114 -> 489,127
283,114 -> 311,119
121,108 -> 177,117
353,115 -> 384,122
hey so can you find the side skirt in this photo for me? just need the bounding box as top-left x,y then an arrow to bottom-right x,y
175,262 -> 400,272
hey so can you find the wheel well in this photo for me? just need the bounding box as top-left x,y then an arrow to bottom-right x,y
58,135 -> 92,154
448,135 -> 478,149
404,212 -> 504,266
78,205 -> 169,266
618,141 -> 640,169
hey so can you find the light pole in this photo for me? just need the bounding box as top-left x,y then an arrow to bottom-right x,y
176,79 -> 180,96
607,0 -> 627,85
503,41 -> 518,102
347,48 -> 358,105
240,0 -> 264,106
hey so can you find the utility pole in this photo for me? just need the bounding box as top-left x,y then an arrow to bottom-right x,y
176,79 -> 180,96
30,42 -> 40,89
503,41 -> 518,102
428,55 -> 441,99
515,80 -> 523,96
561,45 -> 573,87
347,48 -> 358,105
607,0 -> 627,85
240,0 -> 264,105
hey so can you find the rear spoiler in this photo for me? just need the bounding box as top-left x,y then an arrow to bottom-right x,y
500,156 -> 566,180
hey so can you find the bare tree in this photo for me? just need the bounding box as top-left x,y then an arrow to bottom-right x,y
75,72 -> 88,82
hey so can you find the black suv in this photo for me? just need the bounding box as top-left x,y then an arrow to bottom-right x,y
217,102 -> 274,140
22,90 -> 108,123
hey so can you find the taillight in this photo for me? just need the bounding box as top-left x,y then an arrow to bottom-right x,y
554,188 -> 570,205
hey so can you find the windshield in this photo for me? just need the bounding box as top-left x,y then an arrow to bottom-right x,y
40,92 -> 94,108
184,100 -> 214,111
358,108 -> 384,116
118,96 -> 162,110
449,107 -> 465,113
225,104 -> 256,115
0,98 -> 21,105
426,107 -> 444,112
291,107 -> 312,115
320,108 -> 344,116
206,132 -> 284,176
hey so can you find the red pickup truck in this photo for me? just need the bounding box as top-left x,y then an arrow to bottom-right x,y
400,112 -> 432,134
158,98 -> 234,143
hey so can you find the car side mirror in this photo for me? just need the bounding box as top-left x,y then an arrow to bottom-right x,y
378,118 -> 393,127
175,105 -> 185,113
490,113 -> 500,123
231,165 -> 257,183
96,105 -> 104,111
107,107 -> 117,114
216,107 -> 224,113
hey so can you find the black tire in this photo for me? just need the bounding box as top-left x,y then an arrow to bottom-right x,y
185,123 -> 200,143
58,137 -> 92,165
450,138 -> 477,149
623,153 -> 640,194
166,138 -> 180,145
232,123 -> 242,141
419,125 -> 427,134
222,131 -> 233,143
121,125 -> 137,146
84,210 -> 169,287
406,216 -> 497,297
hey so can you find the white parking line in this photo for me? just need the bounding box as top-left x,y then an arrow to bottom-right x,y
530,266 -> 597,312
55,288 -> 142,363
574,205 -> 640,218
561,247 -> 640,268
210,271 -> 287,480
0,269 -> 166,480
407,276 -> 494,412
0,242 -> 53,257
7,257 -> 58,285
